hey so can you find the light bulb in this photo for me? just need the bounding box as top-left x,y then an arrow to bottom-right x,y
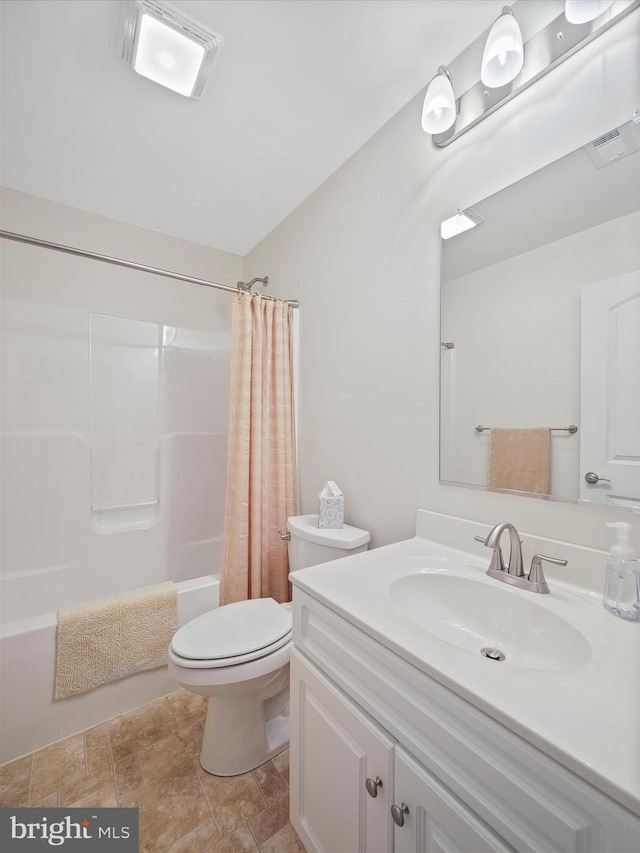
564,0 -> 614,24
158,51 -> 176,70
421,68 -> 456,134
481,7 -> 524,88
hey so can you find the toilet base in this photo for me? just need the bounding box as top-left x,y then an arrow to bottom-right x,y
199,666 -> 290,776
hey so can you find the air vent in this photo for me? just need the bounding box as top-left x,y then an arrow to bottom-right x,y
584,123 -> 639,169
461,207 -> 485,225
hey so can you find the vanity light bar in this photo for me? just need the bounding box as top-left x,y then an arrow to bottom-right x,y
430,0 -> 640,147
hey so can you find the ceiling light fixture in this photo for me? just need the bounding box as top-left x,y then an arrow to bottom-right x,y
564,0 -> 615,24
421,67 -> 456,134
421,0 -> 639,147
440,209 -> 484,240
120,0 -> 223,98
481,6 -> 524,89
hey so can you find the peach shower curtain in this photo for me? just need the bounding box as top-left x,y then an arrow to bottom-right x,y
220,292 -> 298,605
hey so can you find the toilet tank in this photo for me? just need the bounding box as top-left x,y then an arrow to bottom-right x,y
286,514 -> 370,571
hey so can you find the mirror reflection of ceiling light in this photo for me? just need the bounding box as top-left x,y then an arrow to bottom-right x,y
440,209 -> 484,240
120,0 -> 223,99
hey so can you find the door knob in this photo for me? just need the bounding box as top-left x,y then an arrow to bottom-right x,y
584,472 -> 612,485
391,802 -> 409,827
365,776 -> 382,798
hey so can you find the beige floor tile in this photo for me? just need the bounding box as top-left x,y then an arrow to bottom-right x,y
29,733 -> 86,802
252,760 -> 289,805
68,781 -> 119,808
271,748 -> 289,780
209,823 -> 259,852
166,818 -> 221,852
58,765 -> 115,807
85,723 -> 112,775
120,761 -> 211,853
138,721 -> 204,785
114,753 -> 144,801
0,754 -> 32,807
108,696 -> 177,762
86,740 -> 113,775
167,688 -> 208,729
197,766 -> 268,838
248,795 -> 290,846
30,792 -> 59,807
259,823 -> 306,853
85,722 -> 110,753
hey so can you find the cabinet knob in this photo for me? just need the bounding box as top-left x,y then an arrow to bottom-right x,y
391,802 -> 409,827
365,776 -> 382,798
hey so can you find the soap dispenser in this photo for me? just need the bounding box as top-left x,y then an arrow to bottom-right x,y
602,522 -> 640,622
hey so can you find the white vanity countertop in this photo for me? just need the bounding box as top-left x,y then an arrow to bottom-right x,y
289,536 -> 640,818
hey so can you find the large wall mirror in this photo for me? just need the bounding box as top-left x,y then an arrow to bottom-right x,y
440,117 -> 640,512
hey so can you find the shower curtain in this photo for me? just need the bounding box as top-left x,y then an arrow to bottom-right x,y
220,292 -> 298,605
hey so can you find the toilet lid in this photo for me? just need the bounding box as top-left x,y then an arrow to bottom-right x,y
171,597 -> 292,661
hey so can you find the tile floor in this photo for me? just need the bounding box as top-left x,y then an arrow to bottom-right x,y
0,689 -> 305,852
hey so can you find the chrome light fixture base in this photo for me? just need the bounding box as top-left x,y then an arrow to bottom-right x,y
431,0 -> 639,147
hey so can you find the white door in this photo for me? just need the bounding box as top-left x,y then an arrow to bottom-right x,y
290,649 -> 395,853
580,272 -> 640,508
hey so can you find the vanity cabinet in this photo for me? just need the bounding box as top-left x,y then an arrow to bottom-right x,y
291,587 -> 640,853
290,648 -> 394,853
393,746 -> 514,853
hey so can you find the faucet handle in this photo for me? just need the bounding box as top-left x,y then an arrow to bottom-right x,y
474,534 -> 505,573
527,554 -> 567,594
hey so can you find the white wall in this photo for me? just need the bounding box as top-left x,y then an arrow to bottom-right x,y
245,11 -> 640,554
1,188 -> 243,619
441,211 -> 640,499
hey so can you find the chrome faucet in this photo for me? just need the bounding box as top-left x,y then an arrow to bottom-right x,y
475,522 -> 567,594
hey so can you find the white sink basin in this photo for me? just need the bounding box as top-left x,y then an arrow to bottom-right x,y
389,571 -> 592,672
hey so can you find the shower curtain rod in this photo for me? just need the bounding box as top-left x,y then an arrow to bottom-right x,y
0,230 -> 300,309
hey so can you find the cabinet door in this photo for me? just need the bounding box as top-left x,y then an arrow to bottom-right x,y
290,649 -> 395,853
394,747 -> 516,853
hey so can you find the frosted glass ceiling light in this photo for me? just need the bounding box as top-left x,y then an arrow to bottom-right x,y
481,6 -> 524,88
121,1 -> 223,98
421,66 -> 456,134
564,1 -> 615,24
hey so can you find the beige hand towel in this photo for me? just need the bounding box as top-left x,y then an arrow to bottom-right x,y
55,582 -> 177,699
488,427 -> 551,494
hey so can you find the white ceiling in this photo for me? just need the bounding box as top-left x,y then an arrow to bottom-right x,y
0,0 -> 506,256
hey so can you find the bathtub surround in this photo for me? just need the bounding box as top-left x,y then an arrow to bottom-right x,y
221,292 -> 298,606
0,689 -> 303,853
55,582 -> 177,699
0,189 -> 239,762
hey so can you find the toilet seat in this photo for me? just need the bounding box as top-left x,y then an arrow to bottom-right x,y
170,597 -> 292,669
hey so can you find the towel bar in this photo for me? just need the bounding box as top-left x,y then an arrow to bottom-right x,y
475,424 -> 578,434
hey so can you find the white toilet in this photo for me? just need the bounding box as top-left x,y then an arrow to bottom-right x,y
167,513 -> 370,776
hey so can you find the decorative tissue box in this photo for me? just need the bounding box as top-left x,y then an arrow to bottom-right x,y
318,481 -> 344,529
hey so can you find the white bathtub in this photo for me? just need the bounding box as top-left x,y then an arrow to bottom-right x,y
0,574 -> 219,764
